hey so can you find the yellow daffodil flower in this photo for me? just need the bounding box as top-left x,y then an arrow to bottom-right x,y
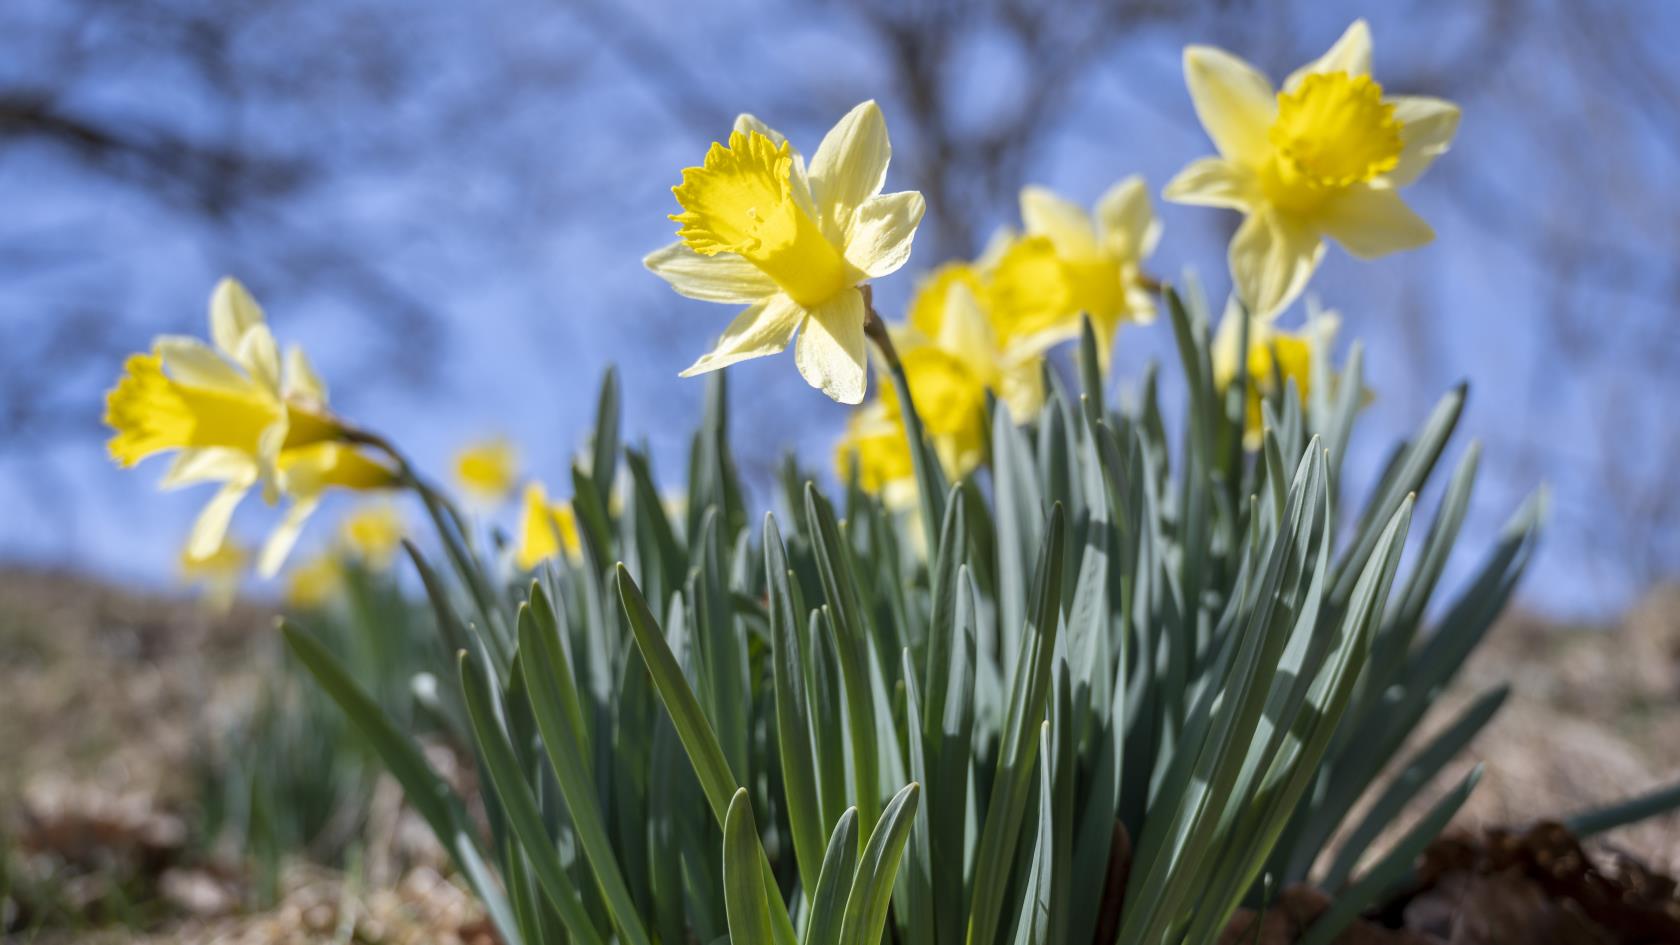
516,481 -> 582,570
1164,20 -> 1460,320
339,502 -> 406,570
989,177 -> 1161,370
905,268 -> 1046,423
453,438 -> 519,502
178,536 -> 249,613
1211,300 -> 1343,446
286,552 -> 345,609
105,278 -> 393,576
834,400 -> 917,510
647,101 -> 925,404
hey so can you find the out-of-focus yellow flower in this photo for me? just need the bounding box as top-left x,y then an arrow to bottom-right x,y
647,101 -> 925,405
453,438 -> 519,502
989,178 -> 1160,370
834,400 -> 916,509
179,536 -> 249,613
339,502 -> 405,569
1164,21 -> 1460,319
906,264 -> 1047,423
516,481 -> 582,570
286,552 -> 344,609
104,278 -> 394,576
1211,301 -> 1342,446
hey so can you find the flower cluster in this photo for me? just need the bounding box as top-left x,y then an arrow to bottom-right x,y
639,20 -> 1456,507
105,19 -> 1456,592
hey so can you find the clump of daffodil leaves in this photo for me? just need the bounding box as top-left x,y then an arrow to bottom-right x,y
103,20 -> 1680,945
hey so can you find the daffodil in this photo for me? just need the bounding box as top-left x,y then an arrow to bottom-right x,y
834,400 -> 917,510
1164,20 -> 1460,320
339,502 -> 406,570
105,278 -> 393,575
905,267 -> 1046,423
453,438 -> 519,503
989,177 -> 1161,369
178,536 -> 249,613
1211,300 -> 1343,446
286,552 -> 345,609
647,101 -> 925,404
516,481 -> 582,570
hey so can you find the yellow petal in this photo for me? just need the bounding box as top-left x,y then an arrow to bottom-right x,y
808,101 -> 890,224
1183,45 -> 1278,164
285,345 -> 328,403
732,113 -> 789,149
259,495 -> 320,578
998,357 -> 1047,423
234,323 -> 282,395
934,281 -> 998,375
844,190 -> 924,278
794,287 -> 867,404
1284,20 -> 1373,91
645,242 -> 779,302
988,235 -> 1075,343
161,447 -> 257,490
1385,96 -> 1460,187
680,294 -> 804,376
187,479 -> 253,561
1163,157 -> 1259,211
1228,209 -> 1325,320
1318,185 -> 1433,259
1020,186 -> 1099,259
453,438 -> 518,501
1095,176 -> 1161,260
209,277 -> 265,357
154,336 -> 254,394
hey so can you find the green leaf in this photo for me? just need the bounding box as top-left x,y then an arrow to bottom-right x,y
839,782 -> 921,945
1300,767 -> 1481,945
281,622 -> 523,945
766,512 -> 825,895
805,810 -> 860,945
515,593 -> 652,945
723,788 -> 780,945
457,650 -> 608,945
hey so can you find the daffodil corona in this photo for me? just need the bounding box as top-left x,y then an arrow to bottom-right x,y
648,101 -> 925,404
1211,301 -> 1345,446
1165,20 -> 1460,319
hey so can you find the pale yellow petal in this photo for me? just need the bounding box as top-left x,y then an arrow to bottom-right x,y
1318,185 -> 1433,259
1285,19 -> 1373,90
187,480 -> 252,561
209,277 -> 265,357
258,495 -> 320,578
645,242 -> 779,302
1020,186 -> 1099,259
284,345 -> 328,403
154,336 -> 255,393
1095,176 -> 1161,259
843,190 -> 924,278
680,295 -> 804,376
935,281 -> 997,373
1183,45 -> 1278,164
998,358 -> 1046,422
732,113 -> 788,149
1385,96 -> 1460,187
808,101 -> 890,222
1229,210 -> 1325,320
794,287 -> 868,404
1162,157 -> 1259,211
161,447 -> 258,490
235,324 -> 283,395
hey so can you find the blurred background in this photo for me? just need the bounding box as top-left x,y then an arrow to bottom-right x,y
1,0 -> 1677,618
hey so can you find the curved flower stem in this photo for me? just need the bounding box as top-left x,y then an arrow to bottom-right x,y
340,424 -> 509,661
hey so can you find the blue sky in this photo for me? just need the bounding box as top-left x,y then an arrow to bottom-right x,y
2,0 -> 1677,618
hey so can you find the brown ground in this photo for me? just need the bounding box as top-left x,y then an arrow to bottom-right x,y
2,567 -> 1677,942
